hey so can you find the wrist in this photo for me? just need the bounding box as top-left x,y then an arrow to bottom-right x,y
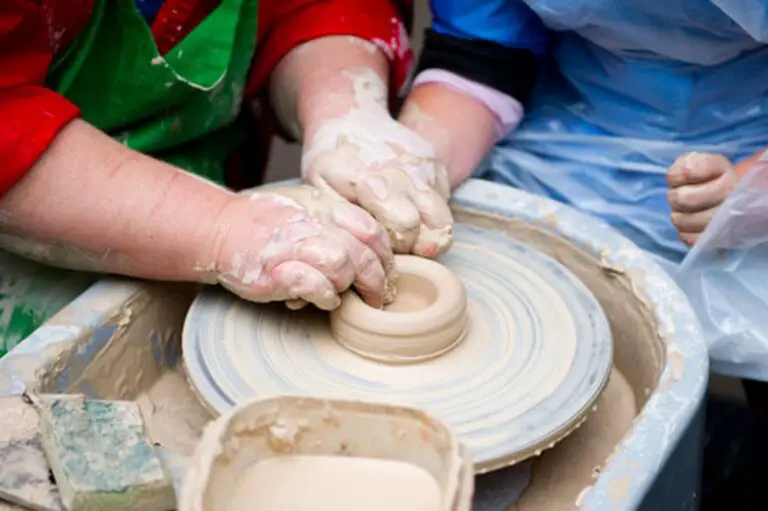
0,120 -> 236,283
400,84 -> 498,188
270,36 -> 390,142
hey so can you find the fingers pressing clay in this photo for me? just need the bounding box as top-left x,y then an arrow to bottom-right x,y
215,187 -> 393,309
257,184 -> 395,294
291,228 -> 387,307
330,230 -> 389,308
356,174 -> 422,253
292,236 -> 357,292
264,187 -> 391,256
407,185 -> 454,258
271,261 -> 341,311
300,70 -> 455,258
302,143 -> 369,202
285,299 -> 309,310
329,200 -> 395,276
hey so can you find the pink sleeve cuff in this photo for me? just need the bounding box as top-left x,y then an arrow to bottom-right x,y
412,69 -> 524,138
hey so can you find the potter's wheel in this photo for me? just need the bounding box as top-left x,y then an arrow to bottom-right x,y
182,224 -> 613,471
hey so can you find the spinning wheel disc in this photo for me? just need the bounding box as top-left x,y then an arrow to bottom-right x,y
182,224 -> 613,471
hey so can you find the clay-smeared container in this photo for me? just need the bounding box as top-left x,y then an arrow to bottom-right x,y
178,396 -> 474,511
330,255 -> 468,364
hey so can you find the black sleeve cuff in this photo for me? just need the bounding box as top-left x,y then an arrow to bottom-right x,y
415,29 -> 539,104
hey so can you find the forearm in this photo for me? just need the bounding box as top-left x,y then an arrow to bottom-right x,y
268,35 -> 390,141
400,0 -> 547,188
399,83 -> 499,188
0,120 -> 233,282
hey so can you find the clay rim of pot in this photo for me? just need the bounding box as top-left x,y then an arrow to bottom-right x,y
330,255 -> 468,363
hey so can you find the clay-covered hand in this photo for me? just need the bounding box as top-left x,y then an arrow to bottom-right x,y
666,152 -> 738,245
212,184 -> 394,311
301,71 -> 453,259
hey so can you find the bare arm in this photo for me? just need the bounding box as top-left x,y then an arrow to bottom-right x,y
398,83 -> 499,188
0,119 -> 231,283
269,37 -> 458,258
268,35 -> 390,143
394,0 -> 547,188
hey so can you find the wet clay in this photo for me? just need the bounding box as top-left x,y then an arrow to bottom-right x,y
14,204 -> 663,510
136,368 -> 212,456
330,255 -> 468,363
227,455 -> 442,511
509,368 -> 636,510
45,283 -> 197,399
183,223 -> 613,471
452,209 -> 663,408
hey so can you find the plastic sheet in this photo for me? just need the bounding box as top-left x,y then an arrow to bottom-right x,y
672,158 -> 768,381
471,0 -> 768,378
481,143 -> 768,380
479,132 -> 739,263
475,0 -> 768,262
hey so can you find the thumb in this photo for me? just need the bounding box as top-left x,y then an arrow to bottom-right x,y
407,183 -> 454,258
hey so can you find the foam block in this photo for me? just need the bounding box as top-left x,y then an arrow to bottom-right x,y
34,395 -> 175,511
0,396 -> 63,511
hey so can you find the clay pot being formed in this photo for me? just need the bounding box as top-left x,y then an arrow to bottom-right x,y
330,255 -> 468,364
179,396 -> 474,511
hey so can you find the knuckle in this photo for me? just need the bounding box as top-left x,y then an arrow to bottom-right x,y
321,244 -> 353,271
671,153 -> 691,170
358,218 -> 388,246
691,152 -> 729,173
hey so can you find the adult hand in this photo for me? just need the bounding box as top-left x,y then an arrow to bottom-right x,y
301,70 -> 453,259
667,152 -> 738,245
0,121 -> 389,311
212,184 -> 395,310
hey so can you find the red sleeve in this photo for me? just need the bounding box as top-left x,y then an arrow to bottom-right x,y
247,0 -> 414,98
0,1 -> 81,196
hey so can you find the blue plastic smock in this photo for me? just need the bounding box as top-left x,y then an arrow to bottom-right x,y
431,0 -> 768,378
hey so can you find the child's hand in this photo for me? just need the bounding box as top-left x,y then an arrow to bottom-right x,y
667,152 -> 738,245
212,184 -> 394,310
301,70 -> 453,258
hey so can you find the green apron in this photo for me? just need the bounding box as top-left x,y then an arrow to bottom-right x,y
0,0 -> 259,356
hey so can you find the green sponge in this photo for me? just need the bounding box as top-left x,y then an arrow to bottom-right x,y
34,395 -> 175,511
